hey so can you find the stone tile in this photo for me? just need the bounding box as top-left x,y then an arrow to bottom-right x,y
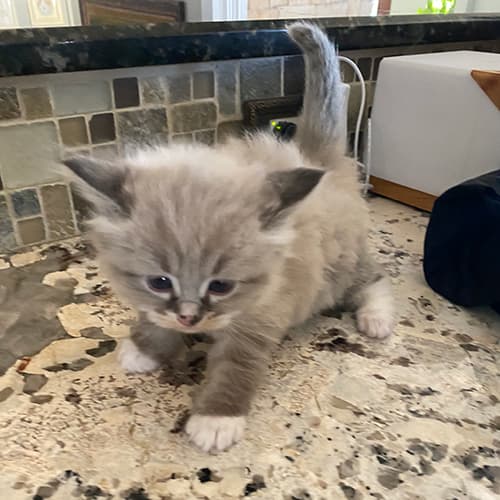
113,77 -> 140,108
20,88 -> 53,119
194,130 -> 215,145
117,108 -> 168,147
193,71 -> 214,99
373,57 -> 383,80
89,113 -> 115,144
348,81 -> 375,132
241,58 -> 282,101
284,55 -> 305,96
10,189 -> 41,218
340,59 -> 355,83
357,57 -> 373,80
0,194 -> 16,251
0,122 -> 61,189
52,81 -> 111,116
17,217 -> 46,245
40,184 -> 75,239
0,87 -> 20,120
216,62 -> 237,116
59,117 -> 89,147
171,101 -> 217,134
165,74 -> 191,104
71,189 -> 90,230
141,77 -> 166,105
92,144 -> 118,159
217,121 -> 244,143
171,133 -> 194,144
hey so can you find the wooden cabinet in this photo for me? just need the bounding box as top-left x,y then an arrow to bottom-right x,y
80,0 -> 185,25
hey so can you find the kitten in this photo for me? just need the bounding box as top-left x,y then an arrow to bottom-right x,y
63,22 -> 395,453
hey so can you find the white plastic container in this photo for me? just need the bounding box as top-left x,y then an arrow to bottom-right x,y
370,51 -> 500,207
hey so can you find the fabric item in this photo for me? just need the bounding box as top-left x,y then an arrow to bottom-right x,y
423,169 -> 500,312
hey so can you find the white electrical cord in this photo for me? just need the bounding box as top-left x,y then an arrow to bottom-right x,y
338,56 -> 371,196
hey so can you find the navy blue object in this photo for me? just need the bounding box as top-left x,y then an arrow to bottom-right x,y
423,169 -> 500,314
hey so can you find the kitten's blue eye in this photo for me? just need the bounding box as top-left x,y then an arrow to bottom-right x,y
207,280 -> 234,296
147,276 -> 173,292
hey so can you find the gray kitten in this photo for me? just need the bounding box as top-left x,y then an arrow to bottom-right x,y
64,23 -> 394,453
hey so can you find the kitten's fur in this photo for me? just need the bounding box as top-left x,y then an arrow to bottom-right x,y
64,23 -> 394,452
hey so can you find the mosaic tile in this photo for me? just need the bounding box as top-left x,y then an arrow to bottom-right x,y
71,190 -> 90,230
194,130 -> 215,146
340,58 -> 355,83
52,81 -> 111,116
216,62 -> 237,116
165,74 -> 191,104
10,189 -> 41,218
241,58 -> 281,101
373,57 -> 383,80
348,81 -> 375,132
59,117 -> 88,147
193,71 -> 214,99
89,113 -> 115,144
40,184 -> 75,239
0,87 -> 20,120
0,122 -> 60,189
141,77 -> 166,105
284,55 -> 305,96
20,87 -> 53,119
217,121 -> 244,143
0,193 -> 16,250
92,144 -> 118,159
113,77 -> 140,108
171,101 -> 217,134
117,108 -> 168,147
171,133 -> 194,144
357,57 -> 373,80
17,217 -> 46,245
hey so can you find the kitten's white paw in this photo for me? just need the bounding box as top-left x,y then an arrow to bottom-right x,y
185,415 -> 246,453
356,276 -> 394,339
118,338 -> 160,373
357,306 -> 393,339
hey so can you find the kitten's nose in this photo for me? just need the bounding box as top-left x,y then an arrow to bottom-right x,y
176,301 -> 201,327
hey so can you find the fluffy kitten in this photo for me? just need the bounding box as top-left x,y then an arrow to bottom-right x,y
63,22 -> 394,453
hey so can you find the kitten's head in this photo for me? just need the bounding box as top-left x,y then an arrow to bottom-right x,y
64,145 -> 323,334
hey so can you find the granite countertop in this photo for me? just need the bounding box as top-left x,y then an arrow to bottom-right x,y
0,14 -> 499,77
0,196 -> 499,499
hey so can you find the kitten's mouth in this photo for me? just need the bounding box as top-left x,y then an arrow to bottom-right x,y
146,310 -> 230,333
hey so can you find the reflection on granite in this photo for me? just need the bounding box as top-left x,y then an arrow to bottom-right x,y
0,197 -> 498,499
0,15 -> 499,77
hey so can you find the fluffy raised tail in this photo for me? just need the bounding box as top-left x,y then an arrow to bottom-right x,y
288,22 -> 345,166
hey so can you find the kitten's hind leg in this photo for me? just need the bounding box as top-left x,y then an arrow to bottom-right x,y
355,275 -> 395,339
119,314 -> 185,373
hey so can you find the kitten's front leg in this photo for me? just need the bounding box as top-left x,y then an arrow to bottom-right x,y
119,314 -> 185,373
186,335 -> 272,453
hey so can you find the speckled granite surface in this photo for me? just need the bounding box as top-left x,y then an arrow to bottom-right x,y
1,15 -> 499,77
0,196 -> 498,500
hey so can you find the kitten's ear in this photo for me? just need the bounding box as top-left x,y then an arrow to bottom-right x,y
261,167 -> 325,227
63,156 -> 132,215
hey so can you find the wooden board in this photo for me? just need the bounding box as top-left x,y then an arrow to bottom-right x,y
370,176 -> 436,212
80,0 -> 185,25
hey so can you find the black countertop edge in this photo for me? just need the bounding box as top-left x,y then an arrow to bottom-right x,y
0,14 -> 499,77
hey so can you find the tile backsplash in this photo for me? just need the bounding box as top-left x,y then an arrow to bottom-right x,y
0,38 -> 498,252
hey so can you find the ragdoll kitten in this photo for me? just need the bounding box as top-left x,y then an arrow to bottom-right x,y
63,22 -> 394,453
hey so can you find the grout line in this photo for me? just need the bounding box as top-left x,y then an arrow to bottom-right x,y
280,56 -> 284,97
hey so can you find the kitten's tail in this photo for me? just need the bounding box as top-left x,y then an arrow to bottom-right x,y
288,22 -> 345,166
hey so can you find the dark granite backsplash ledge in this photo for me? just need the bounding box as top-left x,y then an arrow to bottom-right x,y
0,14 -> 499,77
